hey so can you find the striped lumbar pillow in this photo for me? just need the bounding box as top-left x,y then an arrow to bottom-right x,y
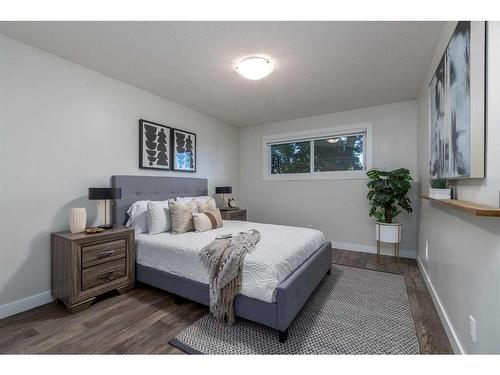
192,208 -> 223,232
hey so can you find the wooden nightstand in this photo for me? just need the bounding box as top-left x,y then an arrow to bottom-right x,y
220,209 -> 247,221
51,227 -> 135,313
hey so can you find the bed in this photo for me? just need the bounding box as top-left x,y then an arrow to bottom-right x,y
111,175 -> 332,342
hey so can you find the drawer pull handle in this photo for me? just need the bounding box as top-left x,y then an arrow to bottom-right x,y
97,250 -> 115,258
97,271 -> 115,280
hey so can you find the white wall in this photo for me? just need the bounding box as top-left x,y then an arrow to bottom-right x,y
239,100 -> 419,257
417,22 -> 500,354
0,35 -> 240,314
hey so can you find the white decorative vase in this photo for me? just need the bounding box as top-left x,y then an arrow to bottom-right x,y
69,207 -> 87,233
375,222 -> 402,244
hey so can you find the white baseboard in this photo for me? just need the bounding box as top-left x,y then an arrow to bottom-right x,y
416,257 -> 464,354
0,290 -> 53,320
333,241 -> 416,259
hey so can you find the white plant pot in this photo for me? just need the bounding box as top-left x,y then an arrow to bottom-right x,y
69,207 -> 87,233
429,188 -> 452,200
375,222 -> 402,244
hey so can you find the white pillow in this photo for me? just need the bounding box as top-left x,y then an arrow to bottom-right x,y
126,201 -> 148,234
147,200 -> 173,234
176,196 -> 210,203
126,199 -> 169,234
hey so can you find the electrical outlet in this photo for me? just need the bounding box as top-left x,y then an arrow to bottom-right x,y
425,239 -> 429,262
469,315 -> 478,343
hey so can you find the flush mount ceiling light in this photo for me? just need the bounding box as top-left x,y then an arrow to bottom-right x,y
235,56 -> 273,80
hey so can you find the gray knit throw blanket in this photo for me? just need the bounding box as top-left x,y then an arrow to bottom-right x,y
200,229 -> 261,324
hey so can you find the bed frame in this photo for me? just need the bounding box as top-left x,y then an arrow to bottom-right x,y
111,175 -> 332,342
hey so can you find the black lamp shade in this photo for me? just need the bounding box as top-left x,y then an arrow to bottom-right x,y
215,186 -> 232,194
88,187 -> 122,200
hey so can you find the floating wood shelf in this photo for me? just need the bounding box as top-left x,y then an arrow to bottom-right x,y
419,194 -> 500,217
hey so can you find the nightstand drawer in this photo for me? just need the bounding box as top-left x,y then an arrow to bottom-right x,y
221,209 -> 247,221
230,211 -> 246,221
81,239 -> 126,268
81,259 -> 126,290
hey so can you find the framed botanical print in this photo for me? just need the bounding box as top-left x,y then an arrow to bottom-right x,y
172,128 -> 196,172
139,119 -> 172,170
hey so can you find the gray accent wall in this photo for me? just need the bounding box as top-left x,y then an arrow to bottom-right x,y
239,100 -> 419,258
417,22 -> 500,353
0,35 -> 240,312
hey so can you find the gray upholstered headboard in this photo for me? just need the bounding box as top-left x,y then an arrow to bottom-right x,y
110,175 -> 208,226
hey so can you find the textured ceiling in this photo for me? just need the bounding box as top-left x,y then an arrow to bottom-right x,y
0,21 -> 443,126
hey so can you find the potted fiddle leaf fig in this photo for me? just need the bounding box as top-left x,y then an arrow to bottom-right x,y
366,168 -> 413,244
429,178 -> 451,199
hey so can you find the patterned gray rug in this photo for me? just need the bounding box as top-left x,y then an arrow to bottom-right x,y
170,264 -> 420,354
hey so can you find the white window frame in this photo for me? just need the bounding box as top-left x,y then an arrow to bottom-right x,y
262,122 -> 372,181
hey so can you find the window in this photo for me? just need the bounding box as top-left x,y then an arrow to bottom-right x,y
271,141 -> 310,174
314,135 -> 364,172
263,123 -> 372,180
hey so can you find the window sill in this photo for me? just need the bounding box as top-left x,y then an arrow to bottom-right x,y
263,171 -> 368,181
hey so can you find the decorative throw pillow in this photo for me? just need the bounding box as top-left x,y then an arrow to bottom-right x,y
192,208 -> 223,232
197,197 -> 217,212
147,200 -> 173,234
168,199 -> 199,233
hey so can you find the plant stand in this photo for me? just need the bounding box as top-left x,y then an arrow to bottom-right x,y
376,222 -> 402,263
376,240 -> 401,263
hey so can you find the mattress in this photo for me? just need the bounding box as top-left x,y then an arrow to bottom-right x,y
135,220 -> 326,303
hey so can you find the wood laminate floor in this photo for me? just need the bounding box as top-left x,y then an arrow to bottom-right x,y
0,249 -> 453,354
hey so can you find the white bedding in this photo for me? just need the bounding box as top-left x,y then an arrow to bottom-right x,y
136,220 -> 326,303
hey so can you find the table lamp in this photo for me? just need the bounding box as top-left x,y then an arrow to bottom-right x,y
215,186 -> 232,210
88,187 -> 122,229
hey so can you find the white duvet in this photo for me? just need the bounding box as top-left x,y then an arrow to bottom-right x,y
135,220 -> 326,302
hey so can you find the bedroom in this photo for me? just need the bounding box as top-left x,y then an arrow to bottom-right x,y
1,0 -> 500,372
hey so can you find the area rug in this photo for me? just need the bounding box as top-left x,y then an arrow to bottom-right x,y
169,264 -> 420,354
